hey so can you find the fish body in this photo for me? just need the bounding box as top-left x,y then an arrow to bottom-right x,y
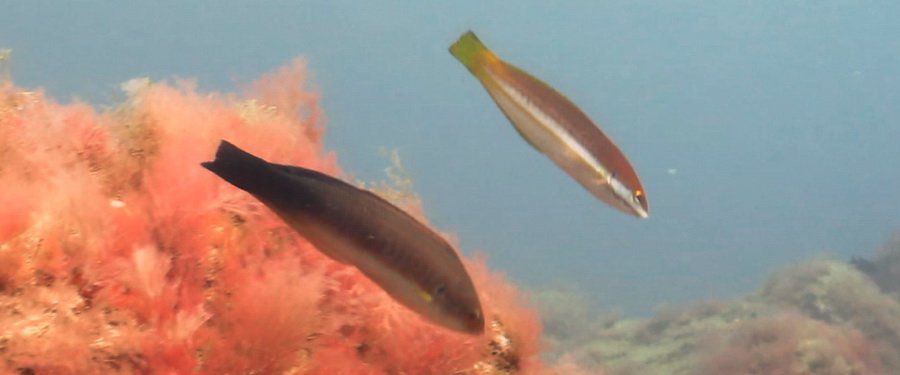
450,31 -> 649,218
202,141 -> 484,334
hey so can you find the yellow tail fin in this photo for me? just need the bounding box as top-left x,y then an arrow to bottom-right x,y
449,31 -> 492,73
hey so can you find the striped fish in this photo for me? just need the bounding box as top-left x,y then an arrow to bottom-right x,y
450,31 -> 649,218
202,140 -> 484,334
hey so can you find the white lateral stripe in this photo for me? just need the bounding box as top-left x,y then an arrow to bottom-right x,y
490,72 -> 610,180
489,71 -> 647,217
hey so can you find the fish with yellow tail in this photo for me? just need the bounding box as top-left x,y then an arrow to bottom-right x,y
202,140 -> 484,334
450,31 -> 649,218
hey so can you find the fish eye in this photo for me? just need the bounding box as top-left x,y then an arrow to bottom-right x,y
434,284 -> 446,296
633,190 -> 643,203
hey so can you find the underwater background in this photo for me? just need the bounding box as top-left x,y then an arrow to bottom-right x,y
2,2 -> 900,374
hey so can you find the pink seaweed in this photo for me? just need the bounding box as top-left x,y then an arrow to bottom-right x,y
0,61 -> 552,374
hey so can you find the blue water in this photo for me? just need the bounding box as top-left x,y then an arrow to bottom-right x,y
2,1 -> 898,315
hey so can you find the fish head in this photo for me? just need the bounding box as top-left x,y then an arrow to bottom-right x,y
608,173 -> 649,219
630,188 -> 649,218
423,280 -> 485,334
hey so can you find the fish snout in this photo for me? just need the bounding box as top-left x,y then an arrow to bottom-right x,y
460,308 -> 485,334
439,292 -> 484,334
634,192 -> 649,218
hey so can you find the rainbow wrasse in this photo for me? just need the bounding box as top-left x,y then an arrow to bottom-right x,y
450,31 -> 648,218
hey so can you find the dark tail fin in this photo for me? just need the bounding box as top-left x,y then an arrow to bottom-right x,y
202,140 -> 283,197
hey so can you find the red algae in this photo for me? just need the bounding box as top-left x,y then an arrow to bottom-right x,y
0,61 -> 551,374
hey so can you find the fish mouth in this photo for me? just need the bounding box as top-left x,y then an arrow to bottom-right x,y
617,197 -> 648,219
624,197 -> 649,219
633,206 -> 649,219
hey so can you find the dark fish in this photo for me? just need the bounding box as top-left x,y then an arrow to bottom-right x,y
202,140 -> 484,334
450,31 -> 649,218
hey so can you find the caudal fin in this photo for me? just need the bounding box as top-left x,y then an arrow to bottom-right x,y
202,140 -> 280,196
449,30 -> 493,73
